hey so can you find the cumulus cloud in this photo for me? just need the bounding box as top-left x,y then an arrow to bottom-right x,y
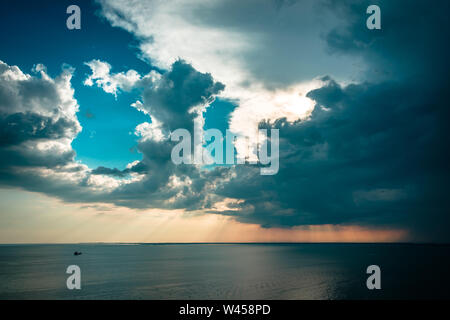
134,120 -> 167,142
0,60 -> 80,169
84,59 -> 160,97
138,60 -> 225,132
0,61 -> 106,202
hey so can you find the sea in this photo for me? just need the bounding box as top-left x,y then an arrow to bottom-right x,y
0,243 -> 449,300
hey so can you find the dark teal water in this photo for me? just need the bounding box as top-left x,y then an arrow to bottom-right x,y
0,243 -> 449,299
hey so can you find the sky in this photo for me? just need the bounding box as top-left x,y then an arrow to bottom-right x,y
0,0 -> 449,243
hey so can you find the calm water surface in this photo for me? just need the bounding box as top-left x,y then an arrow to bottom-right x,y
0,243 -> 449,299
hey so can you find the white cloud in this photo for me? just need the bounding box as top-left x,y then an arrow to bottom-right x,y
84,59 -> 140,96
0,60 -> 79,121
0,60 -> 80,161
130,100 -> 148,115
84,59 -> 160,97
134,120 -> 167,142
229,80 -> 323,158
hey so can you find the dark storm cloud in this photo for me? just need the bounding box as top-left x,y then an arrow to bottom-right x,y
91,166 -> 128,177
140,60 -> 225,132
0,66 -> 61,115
217,77 -> 447,230
0,112 -> 79,147
211,0 -> 450,241
91,161 -> 149,177
324,0 -> 449,80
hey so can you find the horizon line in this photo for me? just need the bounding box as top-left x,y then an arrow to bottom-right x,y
0,241 -> 449,246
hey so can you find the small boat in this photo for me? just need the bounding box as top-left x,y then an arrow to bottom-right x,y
74,251 -> 82,256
